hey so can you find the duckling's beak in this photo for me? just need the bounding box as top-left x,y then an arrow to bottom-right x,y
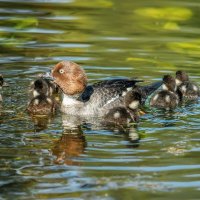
138,109 -> 146,116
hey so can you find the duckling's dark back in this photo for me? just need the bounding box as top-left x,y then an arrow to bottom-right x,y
27,95 -> 56,115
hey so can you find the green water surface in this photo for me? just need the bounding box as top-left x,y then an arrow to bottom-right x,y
0,0 -> 200,199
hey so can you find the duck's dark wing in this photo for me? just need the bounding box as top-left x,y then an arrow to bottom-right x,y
93,79 -> 142,88
80,80 -> 162,109
80,79 -> 141,103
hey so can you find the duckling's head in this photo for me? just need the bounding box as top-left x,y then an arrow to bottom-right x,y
125,90 -> 142,110
162,75 -> 176,92
176,71 -> 189,86
31,78 -> 50,97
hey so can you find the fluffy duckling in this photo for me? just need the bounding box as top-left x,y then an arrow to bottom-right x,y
27,78 -> 57,115
150,75 -> 179,109
176,70 -> 200,100
104,90 -> 142,125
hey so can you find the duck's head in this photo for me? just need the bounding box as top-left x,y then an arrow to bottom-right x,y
45,61 -> 87,96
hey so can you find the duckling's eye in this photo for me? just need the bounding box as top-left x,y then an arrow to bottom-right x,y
59,69 -> 64,74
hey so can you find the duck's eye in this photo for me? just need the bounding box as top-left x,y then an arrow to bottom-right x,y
59,69 -> 64,74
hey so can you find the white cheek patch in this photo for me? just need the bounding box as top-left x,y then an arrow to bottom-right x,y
33,90 -> 39,97
129,100 -> 139,110
153,94 -> 159,101
127,118 -> 131,123
162,84 -> 168,91
114,111 -> 120,119
181,85 -> 187,93
122,91 -> 127,96
175,79 -> 182,86
47,98 -> 52,104
126,87 -> 132,92
176,99 -> 179,105
49,87 -> 53,95
193,85 -> 198,92
165,95 -> 170,103
34,99 -> 39,105
46,90 -> 49,96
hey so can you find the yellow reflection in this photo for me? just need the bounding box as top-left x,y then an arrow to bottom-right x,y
167,39 -> 200,56
72,0 -> 113,8
135,7 -> 192,21
163,22 -> 179,30
9,17 -> 38,29
126,57 -> 175,69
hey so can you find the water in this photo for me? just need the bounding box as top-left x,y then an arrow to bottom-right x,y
0,0 -> 200,199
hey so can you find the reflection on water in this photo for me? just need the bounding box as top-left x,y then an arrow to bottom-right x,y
52,127 -> 86,165
0,0 -> 200,199
30,115 -> 54,132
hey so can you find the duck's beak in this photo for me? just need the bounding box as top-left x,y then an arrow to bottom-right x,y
39,71 -> 54,81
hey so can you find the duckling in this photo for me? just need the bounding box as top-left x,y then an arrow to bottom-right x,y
150,75 -> 179,110
104,90 -> 142,125
176,70 -> 200,100
27,78 -> 58,115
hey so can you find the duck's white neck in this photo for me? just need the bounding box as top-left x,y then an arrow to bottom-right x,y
61,94 -> 86,115
62,94 -> 81,107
